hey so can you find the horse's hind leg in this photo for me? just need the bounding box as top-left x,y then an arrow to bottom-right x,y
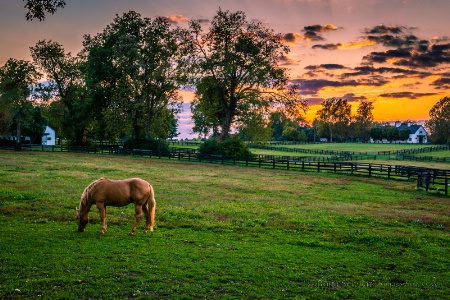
129,205 -> 143,235
142,202 -> 150,234
142,199 -> 155,233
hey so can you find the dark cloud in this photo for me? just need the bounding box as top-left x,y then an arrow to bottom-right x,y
393,45 -> 450,67
289,79 -> 356,95
305,64 -> 346,70
363,48 -> 412,64
360,24 -> 450,68
367,34 -> 418,48
379,92 -> 438,99
312,43 -> 340,50
304,24 -> 338,32
341,93 -> 367,101
364,25 -> 406,35
283,32 -> 297,43
290,78 -> 387,96
430,77 -> 450,88
304,31 -> 324,41
341,66 -> 430,78
418,40 -> 430,52
301,24 -> 339,41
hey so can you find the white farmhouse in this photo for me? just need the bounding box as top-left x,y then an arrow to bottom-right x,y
394,122 -> 427,144
41,126 -> 56,145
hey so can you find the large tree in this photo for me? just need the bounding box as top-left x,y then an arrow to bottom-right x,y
353,101 -> 374,142
316,98 -> 351,142
426,96 -> 450,143
189,8 -> 305,141
0,58 -> 42,150
30,40 -> 91,144
82,11 -> 191,141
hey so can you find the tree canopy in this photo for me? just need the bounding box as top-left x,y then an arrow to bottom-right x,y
426,96 -> 450,143
316,98 -> 351,142
24,0 -> 66,21
0,58 -> 43,149
189,8 -> 306,141
82,11 -> 192,141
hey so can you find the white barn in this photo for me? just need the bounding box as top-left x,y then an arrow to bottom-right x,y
41,126 -> 56,145
395,124 -> 428,144
370,122 -> 428,144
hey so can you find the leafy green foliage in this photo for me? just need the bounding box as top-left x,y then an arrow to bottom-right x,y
123,138 -> 169,152
199,137 -> 252,157
24,0 -> 66,21
426,96 -> 450,143
82,12 -> 189,140
316,98 -> 352,142
189,8 -> 305,141
0,58 -> 42,149
30,40 -> 91,145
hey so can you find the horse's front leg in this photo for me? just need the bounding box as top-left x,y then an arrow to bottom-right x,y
129,205 -> 143,235
96,204 -> 107,234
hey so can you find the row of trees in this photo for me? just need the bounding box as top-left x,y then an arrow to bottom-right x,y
2,6 -> 449,149
0,8 -> 306,149
265,96 -> 450,144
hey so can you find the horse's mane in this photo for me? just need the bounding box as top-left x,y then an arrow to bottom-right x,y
80,178 -> 106,208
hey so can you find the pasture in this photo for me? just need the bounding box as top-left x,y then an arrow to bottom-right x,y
0,151 -> 449,299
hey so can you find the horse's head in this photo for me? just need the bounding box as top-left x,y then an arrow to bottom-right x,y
76,207 -> 88,232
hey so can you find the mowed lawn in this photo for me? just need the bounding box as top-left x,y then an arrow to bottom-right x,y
0,151 -> 449,299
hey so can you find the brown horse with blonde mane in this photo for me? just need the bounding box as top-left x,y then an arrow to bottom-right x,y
76,178 -> 156,235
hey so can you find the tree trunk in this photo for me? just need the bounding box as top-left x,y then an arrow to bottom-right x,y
218,95 -> 237,141
15,115 -> 22,151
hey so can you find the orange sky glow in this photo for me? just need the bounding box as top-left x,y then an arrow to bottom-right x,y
1,0 -> 450,138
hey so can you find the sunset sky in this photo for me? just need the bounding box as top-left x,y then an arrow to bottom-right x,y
1,0 -> 450,138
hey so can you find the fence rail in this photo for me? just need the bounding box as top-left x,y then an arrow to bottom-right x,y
2,143 -> 448,196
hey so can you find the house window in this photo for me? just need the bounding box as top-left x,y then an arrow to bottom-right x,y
409,138 -> 412,141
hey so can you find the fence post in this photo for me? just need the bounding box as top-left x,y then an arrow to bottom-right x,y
368,164 -> 371,177
445,178 -> 448,196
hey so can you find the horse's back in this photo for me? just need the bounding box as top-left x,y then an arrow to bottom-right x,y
91,178 -> 151,206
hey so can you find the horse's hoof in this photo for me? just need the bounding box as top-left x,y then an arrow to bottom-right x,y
142,230 -> 148,234
128,232 -> 135,236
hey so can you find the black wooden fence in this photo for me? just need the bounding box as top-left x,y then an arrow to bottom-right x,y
2,143 -> 449,196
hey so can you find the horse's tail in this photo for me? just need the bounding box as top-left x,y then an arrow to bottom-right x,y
147,183 -> 156,229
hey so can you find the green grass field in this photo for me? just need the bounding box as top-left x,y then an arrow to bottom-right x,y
0,151 -> 449,299
262,143 -> 434,153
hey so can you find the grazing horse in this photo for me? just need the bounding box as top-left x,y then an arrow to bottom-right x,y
76,178 -> 156,235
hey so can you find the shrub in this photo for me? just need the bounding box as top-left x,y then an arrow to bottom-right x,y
123,138 -> 169,152
199,137 -> 252,157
